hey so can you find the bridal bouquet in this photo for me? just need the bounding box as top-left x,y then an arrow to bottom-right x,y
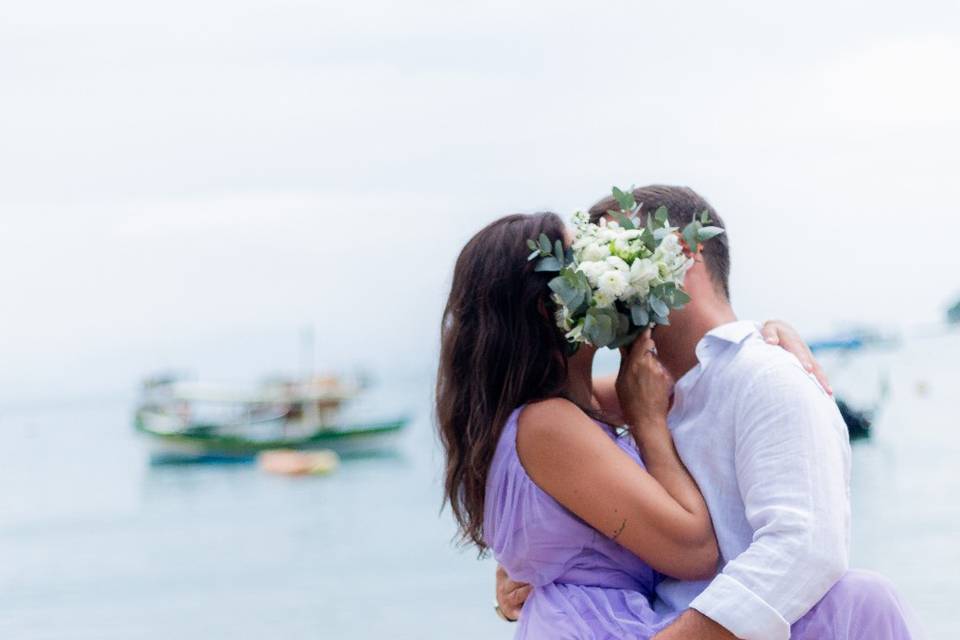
528,187 -> 724,351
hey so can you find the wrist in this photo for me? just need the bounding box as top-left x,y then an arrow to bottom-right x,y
653,609 -> 736,640
624,411 -> 669,436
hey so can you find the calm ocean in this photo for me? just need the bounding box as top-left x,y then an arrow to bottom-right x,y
1,331 -> 957,639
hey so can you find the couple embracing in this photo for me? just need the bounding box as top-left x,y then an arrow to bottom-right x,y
436,185 -> 919,639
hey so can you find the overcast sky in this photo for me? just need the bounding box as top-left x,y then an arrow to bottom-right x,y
2,0 -> 959,403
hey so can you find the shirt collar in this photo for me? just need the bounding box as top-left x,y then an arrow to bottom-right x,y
669,320 -> 760,428
694,320 -> 759,367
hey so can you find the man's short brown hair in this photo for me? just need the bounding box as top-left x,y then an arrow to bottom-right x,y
588,185 -> 731,299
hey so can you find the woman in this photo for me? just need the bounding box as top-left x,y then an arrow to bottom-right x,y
435,212 -> 910,638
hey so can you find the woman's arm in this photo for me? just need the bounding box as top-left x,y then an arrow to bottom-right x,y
517,336 -> 717,581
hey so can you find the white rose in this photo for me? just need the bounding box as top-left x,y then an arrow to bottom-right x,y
655,233 -> 682,257
629,258 -> 658,288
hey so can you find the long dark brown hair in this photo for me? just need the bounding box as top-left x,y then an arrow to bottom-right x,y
436,212 -> 570,551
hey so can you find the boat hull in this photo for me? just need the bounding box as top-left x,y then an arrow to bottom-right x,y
135,413 -> 408,463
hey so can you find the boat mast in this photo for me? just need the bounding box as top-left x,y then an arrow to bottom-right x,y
301,324 -> 322,428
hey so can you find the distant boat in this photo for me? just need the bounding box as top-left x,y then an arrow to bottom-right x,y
835,398 -> 872,441
134,375 -> 409,463
948,299 -> 960,325
809,327 -> 899,354
807,328 -> 894,442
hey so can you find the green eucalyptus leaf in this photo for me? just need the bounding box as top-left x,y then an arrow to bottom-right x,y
654,206 -> 669,226
673,289 -> 691,306
683,221 -> 701,254
549,271 -> 589,314
553,239 -> 564,263
549,274 -> 576,303
583,311 -> 600,345
640,227 -> 656,252
700,210 -> 710,224
649,295 -> 669,318
527,238 -> 538,251
630,304 -> 650,327
612,211 -> 636,230
697,226 -> 725,241
612,186 -> 635,211
654,282 -> 676,298
535,256 -> 561,272
584,307 -> 620,347
538,233 -> 551,254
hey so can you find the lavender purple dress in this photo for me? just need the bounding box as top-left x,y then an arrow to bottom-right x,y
484,407 -> 920,639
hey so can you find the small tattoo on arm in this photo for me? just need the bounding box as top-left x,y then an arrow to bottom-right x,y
610,519 -> 627,541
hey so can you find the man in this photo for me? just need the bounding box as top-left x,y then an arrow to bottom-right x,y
496,185 -> 916,639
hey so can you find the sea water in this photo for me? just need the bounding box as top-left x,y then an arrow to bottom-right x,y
1,331 -> 957,639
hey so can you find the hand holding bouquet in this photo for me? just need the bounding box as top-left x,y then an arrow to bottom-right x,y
528,187 -> 724,351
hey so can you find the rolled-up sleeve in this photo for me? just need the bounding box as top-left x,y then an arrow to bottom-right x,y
689,359 -> 851,640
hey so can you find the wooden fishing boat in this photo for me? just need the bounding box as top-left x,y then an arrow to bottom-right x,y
134,375 -> 408,462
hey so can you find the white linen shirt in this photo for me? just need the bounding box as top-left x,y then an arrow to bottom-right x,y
653,320 -> 852,640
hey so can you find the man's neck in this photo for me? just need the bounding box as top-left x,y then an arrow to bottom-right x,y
655,304 -> 737,382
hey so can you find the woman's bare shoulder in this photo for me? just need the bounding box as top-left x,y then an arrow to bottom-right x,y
517,398 -> 608,473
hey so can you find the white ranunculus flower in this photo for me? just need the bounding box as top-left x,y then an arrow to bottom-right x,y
577,260 -> 610,287
597,269 -> 628,298
625,281 -> 650,299
582,242 -> 610,262
597,228 -> 617,243
572,233 -> 597,251
605,256 -> 630,273
592,289 -> 615,308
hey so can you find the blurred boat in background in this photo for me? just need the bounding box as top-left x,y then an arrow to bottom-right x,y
808,326 -> 900,354
809,326 -> 899,442
948,298 -> 960,325
835,398 -> 873,441
134,373 -> 408,462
